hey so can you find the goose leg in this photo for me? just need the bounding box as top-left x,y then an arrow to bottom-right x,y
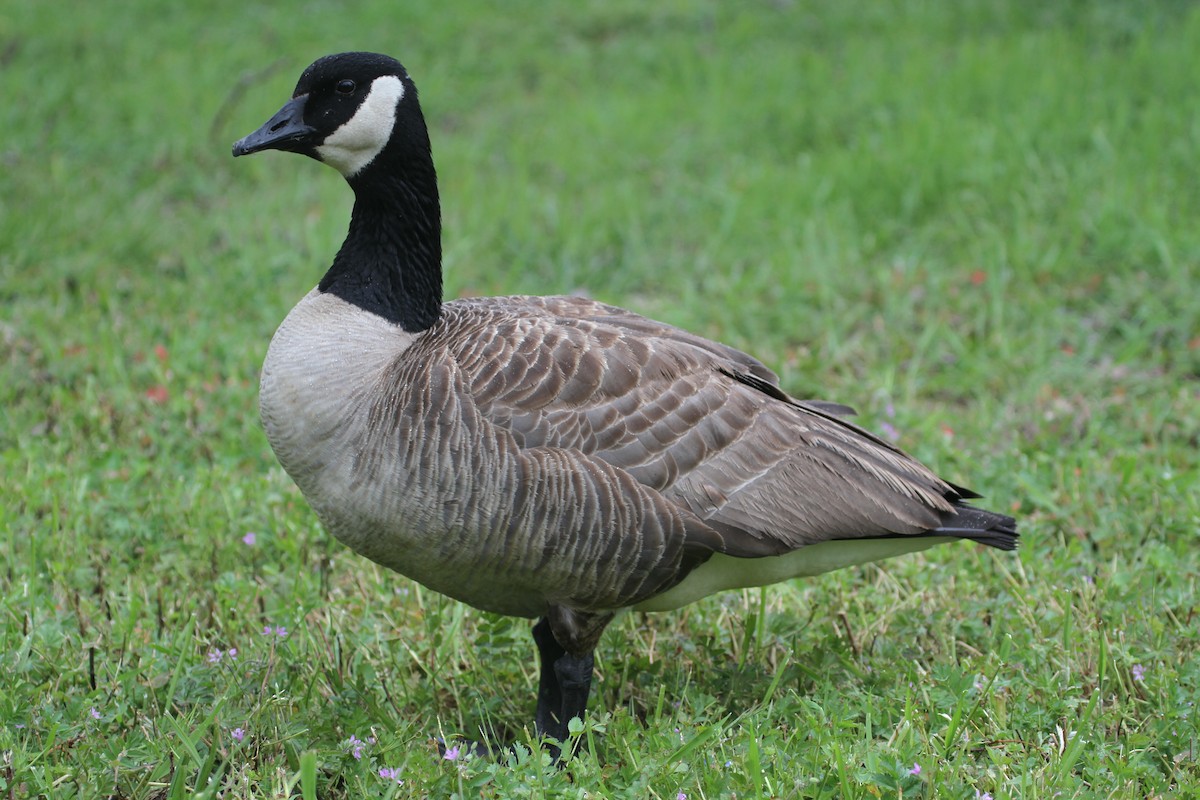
532,616 -> 595,761
551,649 -> 594,758
533,617 -> 566,737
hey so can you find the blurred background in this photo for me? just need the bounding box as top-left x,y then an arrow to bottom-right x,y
2,1 -> 1198,797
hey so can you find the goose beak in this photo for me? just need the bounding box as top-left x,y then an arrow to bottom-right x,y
232,94 -> 316,157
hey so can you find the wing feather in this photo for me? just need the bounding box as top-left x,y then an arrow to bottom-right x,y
440,296 -> 968,560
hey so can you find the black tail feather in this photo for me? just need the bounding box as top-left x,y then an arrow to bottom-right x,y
936,504 -> 1019,551
946,481 -> 983,501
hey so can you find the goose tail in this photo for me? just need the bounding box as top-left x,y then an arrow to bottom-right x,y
935,504 -> 1019,551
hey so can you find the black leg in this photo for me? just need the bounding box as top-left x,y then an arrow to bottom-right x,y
533,617 -> 565,739
436,616 -> 601,765
532,616 -> 595,761
551,649 -> 594,758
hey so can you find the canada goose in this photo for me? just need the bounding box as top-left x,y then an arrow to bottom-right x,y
232,52 -> 1018,761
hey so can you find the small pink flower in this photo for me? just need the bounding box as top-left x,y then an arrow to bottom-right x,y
262,625 -> 288,638
379,767 -> 403,783
443,744 -> 461,761
974,791 -> 993,800
232,727 -> 245,742
228,647 -> 238,659
347,734 -> 367,759
908,763 -> 922,776
242,532 -> 257,546
207,649 -> 223,664
89,707 -> 101,720
1132,664 -> 1146,682
677,793 -> 687,800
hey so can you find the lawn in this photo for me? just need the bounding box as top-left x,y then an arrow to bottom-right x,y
2,1 -> 1199,797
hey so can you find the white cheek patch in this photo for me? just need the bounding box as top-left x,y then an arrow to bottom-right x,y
316,75 -> 405,177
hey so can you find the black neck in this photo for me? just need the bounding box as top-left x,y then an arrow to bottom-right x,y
318,161 -> 442,332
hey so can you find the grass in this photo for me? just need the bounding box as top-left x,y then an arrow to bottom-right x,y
3,0 -> 1199,796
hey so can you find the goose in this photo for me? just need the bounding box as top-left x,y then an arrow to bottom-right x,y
232,52 -> 1018,761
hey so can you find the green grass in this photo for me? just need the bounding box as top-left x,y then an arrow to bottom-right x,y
3,0 -> 1199,796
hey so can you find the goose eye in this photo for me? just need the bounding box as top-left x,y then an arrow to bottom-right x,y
336,79 -> 356,95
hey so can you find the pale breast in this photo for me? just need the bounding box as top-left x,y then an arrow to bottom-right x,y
259,291 -> 580,617
259,290 -> 433,560
260,289 -> 415,482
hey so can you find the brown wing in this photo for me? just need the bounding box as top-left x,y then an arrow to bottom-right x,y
440,295 -> 963,559
518,295 -> 857,417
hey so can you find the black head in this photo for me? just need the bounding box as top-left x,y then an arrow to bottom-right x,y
232,52 -> 425,179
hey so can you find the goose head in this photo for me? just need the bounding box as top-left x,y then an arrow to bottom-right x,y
232,52 -> 442,332
232,52 -> 427,181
